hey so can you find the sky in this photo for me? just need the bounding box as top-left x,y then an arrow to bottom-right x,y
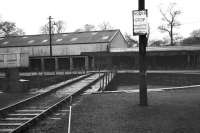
0,0 -> 200,40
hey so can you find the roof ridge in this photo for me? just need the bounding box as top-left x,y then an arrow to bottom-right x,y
109,30 -> 119,42
8,29 -> 120,38
68,29 -> 120,34
0,29 -> 120,46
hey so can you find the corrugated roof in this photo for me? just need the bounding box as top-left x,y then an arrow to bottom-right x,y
0,30 -> 119,47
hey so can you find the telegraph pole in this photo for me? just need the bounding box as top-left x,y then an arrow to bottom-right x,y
49,16 -> 53,57
138,0 -> 148,106
49,16 -> 53,71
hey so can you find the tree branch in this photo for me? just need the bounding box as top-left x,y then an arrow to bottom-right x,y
158,25 -> 171,34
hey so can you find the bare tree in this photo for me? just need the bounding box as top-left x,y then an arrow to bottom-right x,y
158,3 -> 181,46
74,24 -> 96,32
190,29 -> 200,38
55,20 -> 66,33
84,24 -> 95,31
74,28 -> 83,32
0,21 -> 25,37
150,39 -> 168,47
40,20 -> 66,34
124,33 -> 138,47
98,22 -> 113,30
40,23 -> 51,34
181,29 -> 200,45
174,34 -> 183,45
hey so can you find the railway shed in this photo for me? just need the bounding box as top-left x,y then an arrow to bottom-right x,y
0,30 -> 127,71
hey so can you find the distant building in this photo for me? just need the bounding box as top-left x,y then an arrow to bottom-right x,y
0,30 -> 127,71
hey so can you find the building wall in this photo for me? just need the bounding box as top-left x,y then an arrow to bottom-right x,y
0,43 -> 108,57
53,43 -> 108,56
94,56 -> 112,69
110,32 -> 127,49
109,54 -> 200,70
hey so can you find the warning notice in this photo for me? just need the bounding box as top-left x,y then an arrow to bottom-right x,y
133,10 -> 148,35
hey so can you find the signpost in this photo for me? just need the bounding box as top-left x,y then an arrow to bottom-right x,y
133,0 -> 148,106
133,10 -> 148,35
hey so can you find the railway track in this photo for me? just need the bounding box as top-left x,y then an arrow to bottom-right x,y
0,72 -> 105,133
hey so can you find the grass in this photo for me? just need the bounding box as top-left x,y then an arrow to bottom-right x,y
114,73 -> 200,86
68,88 -> 200,133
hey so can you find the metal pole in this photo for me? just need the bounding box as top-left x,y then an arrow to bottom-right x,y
138,0 -> 148,106
98,68 -> 101,90
102,72 -> 105,90
105,72 -> 106,88
106,72 -> 108,85
99,67 -> 102,90
108,72 -> 110,83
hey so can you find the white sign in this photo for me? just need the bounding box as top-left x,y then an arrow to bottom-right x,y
133,10 -> 148,35
0,53 -> 29,68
